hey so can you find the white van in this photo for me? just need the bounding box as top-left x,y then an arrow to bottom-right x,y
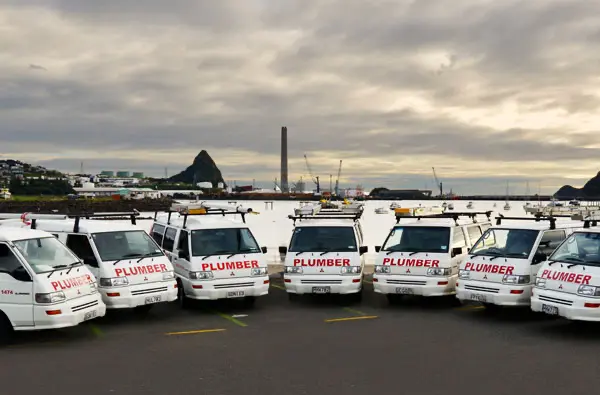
279,203 -> 368,302
0,227 -> 105,341
456,215 -> 583,309
0,212 -> 177,313
373,212 -> 492,303
532,220 -> 600,321
151,202 -> 269,307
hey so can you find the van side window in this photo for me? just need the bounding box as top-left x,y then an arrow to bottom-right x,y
178,230 -> 189,259
0,243 -> 25,274
452,227 -> 467,248
538,230 -> 566,254
151,224 -> 166,245
66,235 -> 98,267
466,225 -> 482,245
162,227 -> 177,252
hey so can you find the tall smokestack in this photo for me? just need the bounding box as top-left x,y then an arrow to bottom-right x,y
280,126 -> 289,193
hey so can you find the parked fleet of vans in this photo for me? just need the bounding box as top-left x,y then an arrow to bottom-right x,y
1,200 -> 600,342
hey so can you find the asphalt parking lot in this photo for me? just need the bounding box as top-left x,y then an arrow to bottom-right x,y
2,273 -> 600,395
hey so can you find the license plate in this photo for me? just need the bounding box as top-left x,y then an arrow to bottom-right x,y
470,293 -> 488,303
395,287 -> 413,294
144,295 -> 162,304
83,311 -> 97,321
227,291 -> 245,298
312,286 -> 331,294
541,304 -> 559,315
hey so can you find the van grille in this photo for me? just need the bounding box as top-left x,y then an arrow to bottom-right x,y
131,286 -> 168,296
387,279 -> 427,286
538,295 -> 573,306
464,285 -> 499,293
72,300 -> 99,312
214,282 -> 255,289
301,280 -> 343,285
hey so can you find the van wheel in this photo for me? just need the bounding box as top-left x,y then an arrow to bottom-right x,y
177,281 -> 192,309
134,305 -> 153,315
243,296 -> 256,307
482,303 -> 501,312
0,313 -> 14,345
288,293 -> 300,302
387,294 -> 402,305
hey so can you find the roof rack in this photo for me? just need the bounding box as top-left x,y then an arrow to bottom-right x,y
156,201 -> 255,228
395,211 -> 492,225
0,211 -> 141,233
570,213 -> 600,228
495,215 -> 558,230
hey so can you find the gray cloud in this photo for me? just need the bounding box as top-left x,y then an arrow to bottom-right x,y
2,0 -> 600,195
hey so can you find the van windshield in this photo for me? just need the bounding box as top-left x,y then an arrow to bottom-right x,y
470,228 -> 540,258
191,228 -> 261,257
92,231 -> 164,261
382,226 -> 450,253
289,226 -> 357,253
13,237 -> 81,274
550,232 -> 600,266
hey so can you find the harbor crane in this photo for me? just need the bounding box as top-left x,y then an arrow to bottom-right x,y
334,160 -> 343,196
304,154 -> 320,193
432,167 -> 443,197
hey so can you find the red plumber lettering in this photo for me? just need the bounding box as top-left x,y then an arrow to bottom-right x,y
539,269 -> 591,285
293,258 -> 351,267
463,262 -> 514,275
114,264 -> 168,277
51,274 -> 93,291
201,260 -> 260,271
382,258 -> 440,267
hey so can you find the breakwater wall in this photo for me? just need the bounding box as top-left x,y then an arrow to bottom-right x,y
0,199 -> 173,214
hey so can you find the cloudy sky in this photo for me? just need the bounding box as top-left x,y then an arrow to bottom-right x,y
2,0 -> 600,194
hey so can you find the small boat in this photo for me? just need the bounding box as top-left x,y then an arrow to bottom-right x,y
0,188 -> 11,200
442,202 -> 448,209
466,201 -> 474,209
390,202 -> 401,209
504,202 -> 511,210
569,199 -> 581,207
374,207 -> 388,214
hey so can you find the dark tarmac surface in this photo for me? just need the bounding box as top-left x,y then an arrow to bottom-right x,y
2,275 -> 600,395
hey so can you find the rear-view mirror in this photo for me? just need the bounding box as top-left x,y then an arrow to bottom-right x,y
359,246 -> 368,255
451,247 -> 463,258
261,246 -> 267,254
375,246 -> 381,253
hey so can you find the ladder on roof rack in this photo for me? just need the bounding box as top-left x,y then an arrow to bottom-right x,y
287,212 -> 363,225
0,211 -> 141,233
395,211 -> 492,225
156,201 -> 256,228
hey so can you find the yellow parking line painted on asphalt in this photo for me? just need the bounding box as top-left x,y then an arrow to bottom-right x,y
363,280 -> 373,284
270,284 -> 286,290
342,307 -> 366,316
214,311 -> 248,327
325,315 -> 378,323
165,328 -> 226,336
89,324 -> 104,337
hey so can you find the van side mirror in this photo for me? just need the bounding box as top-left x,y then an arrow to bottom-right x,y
278,246 -> 287,255
451,247 -> 463,258
375,246 -> 381,253
11,266 -> 32,282
178,250 -> 189,259
261,246 -> 267,254
532,252 -> 547,265
359,246 -> 368,255
83,257 -> 99,267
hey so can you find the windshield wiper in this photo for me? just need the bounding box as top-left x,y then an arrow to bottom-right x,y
385,249 -> 400,255
319,249 -> 334,256
226,249 -> 258,259
562,256 -> 585,268
65,261 -> 80,275
408,251 -> 420,256
201,251 -> 229,260
47,265 -> 68,278
295,251 -> 306,256
488,255 -> 505,261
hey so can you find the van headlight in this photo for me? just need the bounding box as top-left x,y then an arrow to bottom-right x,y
502,275 -> 530,284
90,282 -> 98,294
99,277 -> 129,287
35,291 -> 66,304
374,265 -> 390,274
427,268 -> 451,276
341,266 -> 361,275
251,267 -> 268,276
535,277 -> 546,288
162,271 -> 175,280
189,271 -> 213,280
577,284 -> 600,296
458,269 -> 470,280
285,266 -> 303,274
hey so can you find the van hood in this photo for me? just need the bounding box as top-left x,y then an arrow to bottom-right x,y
190,253 -> 267,279
376,252 -> 448,276
105,256 -> 173,284
285,251 -> 360,275
460,255 -> 528,283
537,262 -> 598,294
43,265 -> 98,299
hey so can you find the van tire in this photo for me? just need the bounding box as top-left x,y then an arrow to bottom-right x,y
482,303 -> 501,312
288,293 -> 300,302
0,312 -> 14,345
134,305 -> 153,315
177,280 -> 192,309
243,296 -> 256,307
387,294 -> 402,304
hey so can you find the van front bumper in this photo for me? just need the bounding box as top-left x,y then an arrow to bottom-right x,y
183,276 -> 269,300
531,288 -> 600,322
373,274 -> 456,297
456,281 -> 531,306
26,293 -> 106,331
100,280 -> 178,309
283,275 -> 362,294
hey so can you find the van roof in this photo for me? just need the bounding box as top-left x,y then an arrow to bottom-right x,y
0,227 -> 55,242
395,218 -> 490,228
154,213 -> 249,231
489,220 -> 587,231
0,219 -> 143,234
293,219 -> 357,228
